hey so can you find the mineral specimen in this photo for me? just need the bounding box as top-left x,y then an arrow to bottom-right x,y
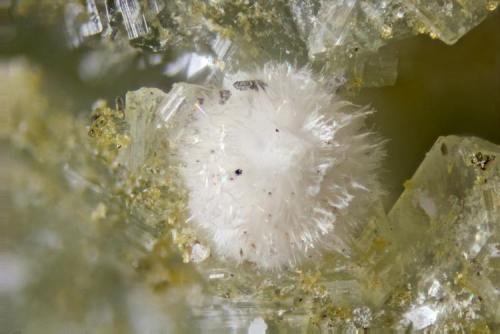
4,1 -> 500,331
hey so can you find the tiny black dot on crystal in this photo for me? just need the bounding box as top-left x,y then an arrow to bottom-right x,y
275,128 -> 279,132
235,169 -> 243,175
268,192 -> 272,195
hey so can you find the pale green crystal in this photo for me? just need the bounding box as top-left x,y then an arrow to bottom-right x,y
360,136 -> 500,330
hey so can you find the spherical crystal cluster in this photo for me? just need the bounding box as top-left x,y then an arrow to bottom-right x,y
178,64 -> 384,269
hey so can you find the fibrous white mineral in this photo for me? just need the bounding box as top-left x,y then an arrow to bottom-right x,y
178,64 -> 383,269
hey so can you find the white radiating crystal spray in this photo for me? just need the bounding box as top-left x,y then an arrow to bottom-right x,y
178,64 -> 383,269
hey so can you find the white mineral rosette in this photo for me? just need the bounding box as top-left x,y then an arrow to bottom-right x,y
174,63 -> 384,270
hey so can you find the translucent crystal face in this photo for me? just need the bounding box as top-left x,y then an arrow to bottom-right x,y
178,64 -> 384,269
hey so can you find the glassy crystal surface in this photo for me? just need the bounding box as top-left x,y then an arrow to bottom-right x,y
407,0 -> 498,44
361,135 -> 500,330
303,0 -> 497,55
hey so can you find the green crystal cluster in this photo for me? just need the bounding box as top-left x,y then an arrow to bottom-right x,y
11,0 -> 499,88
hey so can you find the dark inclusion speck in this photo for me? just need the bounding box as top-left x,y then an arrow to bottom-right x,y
235,169 -> 243,176
219,90 -> 231,104
233,80 -> 267,91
